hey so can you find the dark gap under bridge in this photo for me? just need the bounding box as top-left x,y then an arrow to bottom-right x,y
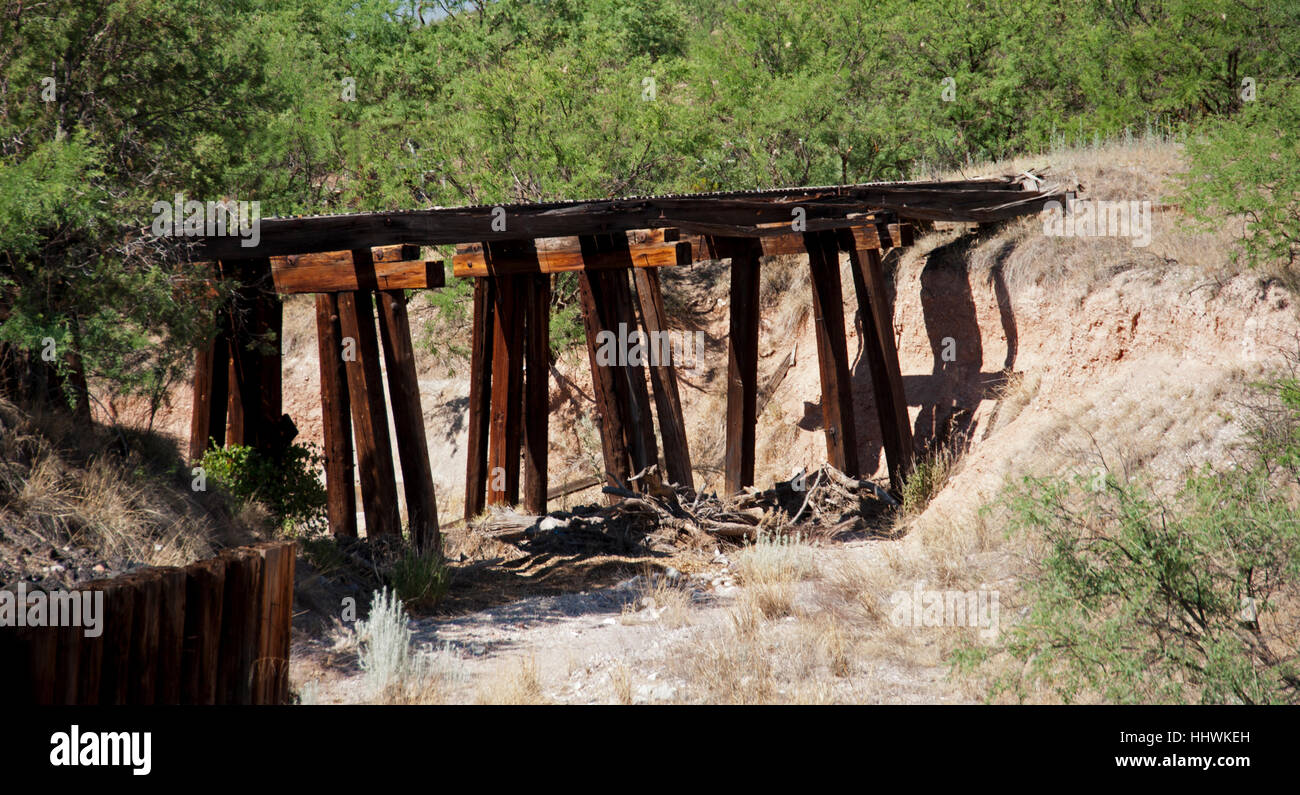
188,174 -> 1067,551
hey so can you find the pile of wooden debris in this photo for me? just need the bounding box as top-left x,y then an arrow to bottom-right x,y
470,464 -> 898,556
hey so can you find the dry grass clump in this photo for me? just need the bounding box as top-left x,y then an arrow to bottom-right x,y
0,398 -> 257,584
733,530 -> 817,619
619,568 -> 695,628
476,657 -> 548,705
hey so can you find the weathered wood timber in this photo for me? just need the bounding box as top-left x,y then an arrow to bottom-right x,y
337,281 -> 401,537
377,289 -> 441,550
453,229 -> 689,276
632,267 -> 694,490
465,277 -> 495,520
714,236 -> 763,494
195,175 -> 1064,258
314,293 -> 358,537
805,231 -> 860,476
487,265 -> 525,505
271,241 -> 444,293
522,273 -> 551,514
840,226 -> 914,491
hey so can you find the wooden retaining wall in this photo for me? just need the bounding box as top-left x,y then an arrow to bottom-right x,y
0,540 -> 295,705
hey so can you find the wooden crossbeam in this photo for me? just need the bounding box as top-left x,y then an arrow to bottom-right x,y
680,221 -> 912,261
269,244 -> 444,293
453,229 -> 688,277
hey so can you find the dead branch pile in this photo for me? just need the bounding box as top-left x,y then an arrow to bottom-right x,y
468,464 -> 897,555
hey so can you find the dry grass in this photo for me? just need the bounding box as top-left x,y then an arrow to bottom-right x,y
733,530 -> 817,619
476,657 -> 548,705
608,662 -> 633,705
619,568 -> 695,628
0,397 -> 259,584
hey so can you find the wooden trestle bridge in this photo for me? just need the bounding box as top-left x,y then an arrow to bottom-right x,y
189,174 -> 1065,551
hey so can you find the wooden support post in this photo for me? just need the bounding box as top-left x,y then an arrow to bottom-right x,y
337,282 -> 401,537
181,556 -> 226,705
487,268 -> 525,506
97,577 -> 136,705
189,322 -> 229,462
225,258 -> 277,452
465,278 -> 495,521
715,237 -> 763,494
126,571 -> 161,705
258,285 -> 284,452
805,231 -> 860,476
253,543 -> 293,705
75,582 -> 106,705
377,289 -> 441,551
53,618 -> 81,705
606,269 -> 659,474
522,273 -> 551,515
841,227 -> 913,491
226,353 -> 244,446
216,549 -> 264,705
632,268 -> 695,490
577,270 -> 634,498
154,567 -> 187,704
314,293 -> 358,538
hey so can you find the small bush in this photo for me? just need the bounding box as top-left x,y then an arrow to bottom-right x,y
355,587 -> 415,698
387,548 -> 452,611
200,443 -> 327,534
899,445 -> 959,515
988,378 -> 1300,704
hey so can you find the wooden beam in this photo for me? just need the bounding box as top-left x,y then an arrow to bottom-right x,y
577,270 -> 634,500
314,293 -> 357,538
337,281 -> 400,537
180,557 -> 226,705
225,263 -> 267,450
631,267 -> 694,491
258,287 -> 283,451
196,177 -> 1063,258
522,273 -> 551,515
453,229 -> 688,277
275,244 -> 417,268
377,289 -> 441,551
464,277 -> 494,521
271,242 -> 445,293
805,231 -> 860,476
189,323 -> 229,462
487,267 -> 525,506
840,227 -> 913,490
715,237 -> 763,494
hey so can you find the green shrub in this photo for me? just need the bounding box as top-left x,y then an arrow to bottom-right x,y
387,548 -> 452,612
899,445 -> 959,515
986,379 -> 1300,704
200,443 -> 327,534
1181,83 -> 1300,278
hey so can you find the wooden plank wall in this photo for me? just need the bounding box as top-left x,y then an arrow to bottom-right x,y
0,541 -> 295,705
